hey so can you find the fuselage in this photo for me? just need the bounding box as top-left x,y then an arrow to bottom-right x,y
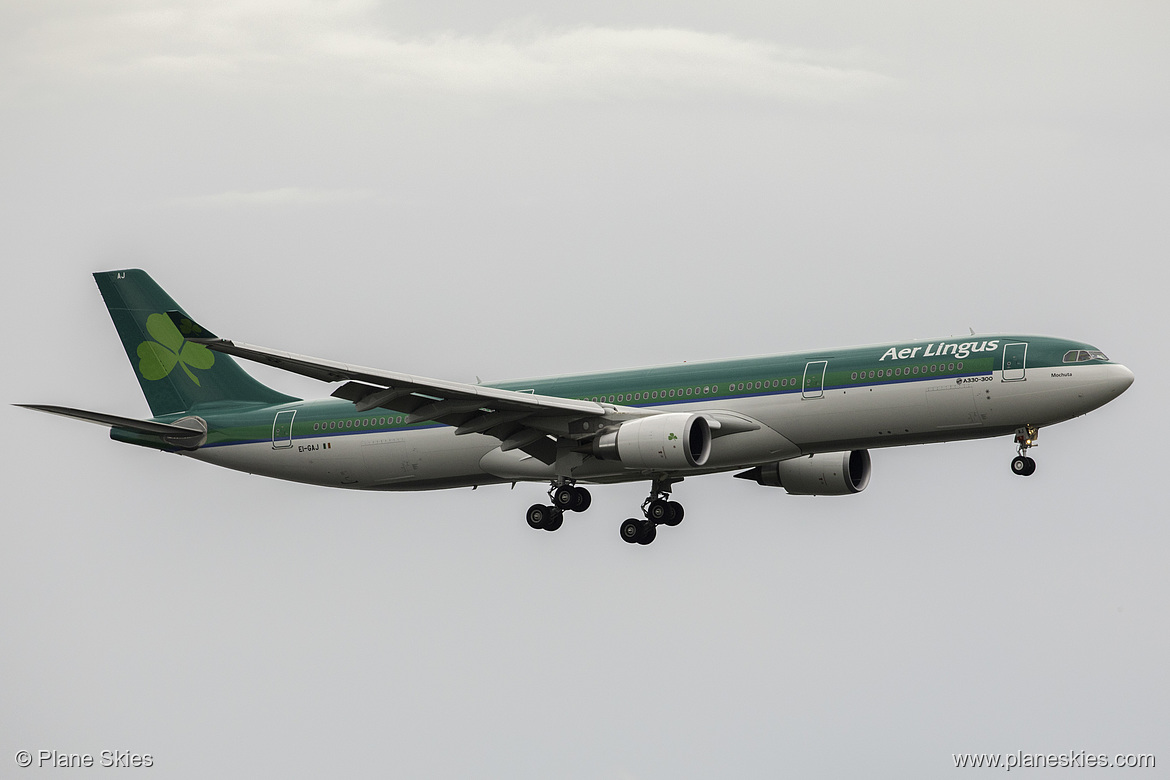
140,334 -> 1132,491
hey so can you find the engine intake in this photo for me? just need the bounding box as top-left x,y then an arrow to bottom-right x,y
593,413 -> 712,469
737,450 -> 871,496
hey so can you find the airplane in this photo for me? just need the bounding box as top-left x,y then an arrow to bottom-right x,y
20,269 -> 1133,545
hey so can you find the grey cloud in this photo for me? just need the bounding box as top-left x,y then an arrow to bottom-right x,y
9,4 -> 893,103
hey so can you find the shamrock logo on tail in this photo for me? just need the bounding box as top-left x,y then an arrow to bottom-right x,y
137,313 -> 215,385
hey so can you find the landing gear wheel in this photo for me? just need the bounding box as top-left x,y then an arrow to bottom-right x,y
1011,456 -> 1036,477
526,504 -> 551,529
662,501 -> 684,527
552,485 -> 576,510
620,518 -> 642,544
573,487 -> 592,512
646,499 -> 670,523
544,509 -> 564,531
636,522 -> 657,545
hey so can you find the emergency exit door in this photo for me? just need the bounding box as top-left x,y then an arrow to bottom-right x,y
803,361 -> 828,399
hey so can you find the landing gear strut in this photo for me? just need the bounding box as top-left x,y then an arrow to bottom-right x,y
526,482 -> 592,532
1011,425 -> 1038,477
620,478 -> 685,545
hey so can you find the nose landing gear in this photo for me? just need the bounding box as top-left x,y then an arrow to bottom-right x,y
1011,425 -> 1038,476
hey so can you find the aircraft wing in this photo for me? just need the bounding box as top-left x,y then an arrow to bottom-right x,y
176,314 -> 762,465
184,331 -> 613,464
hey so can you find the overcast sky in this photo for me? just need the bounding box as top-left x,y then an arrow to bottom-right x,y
2,2 -> 1167,778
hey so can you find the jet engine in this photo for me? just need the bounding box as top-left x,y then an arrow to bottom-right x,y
593,413 -> 711,470
737,450 -> 871,496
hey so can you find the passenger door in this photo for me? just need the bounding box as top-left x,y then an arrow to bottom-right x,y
1002,343 -> 1028,381
272,410 -> 296,449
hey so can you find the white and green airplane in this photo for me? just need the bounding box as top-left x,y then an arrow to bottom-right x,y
21,270 -> 1133,544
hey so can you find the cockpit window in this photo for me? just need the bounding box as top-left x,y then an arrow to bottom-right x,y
1063,349 -> 1109,363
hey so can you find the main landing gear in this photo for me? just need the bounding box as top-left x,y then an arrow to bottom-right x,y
526,482 -> 592,532
523,478 -> 686,545
620,480 -> 684,546
1011,424 -> 1039,477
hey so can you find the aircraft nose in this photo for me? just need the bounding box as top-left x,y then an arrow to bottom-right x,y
1109,364 -> 1135,397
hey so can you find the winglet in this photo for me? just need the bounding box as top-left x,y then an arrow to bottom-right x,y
165,310 -> 218,340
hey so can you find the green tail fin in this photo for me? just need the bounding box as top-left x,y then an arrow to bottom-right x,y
94,269 -> 299,416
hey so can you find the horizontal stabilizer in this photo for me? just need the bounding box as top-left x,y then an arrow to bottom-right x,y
16,404 -> 206,448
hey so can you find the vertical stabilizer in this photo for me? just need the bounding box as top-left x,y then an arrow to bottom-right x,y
94,269 -> 298,416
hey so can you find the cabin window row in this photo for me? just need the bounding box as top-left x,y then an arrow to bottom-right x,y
851,362 -> 963,381
310,362 -> 973,425
312,416 -> 406,431
583,377 -> 800,404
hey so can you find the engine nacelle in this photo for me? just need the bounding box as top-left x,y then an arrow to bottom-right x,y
740,450 -> 871,496
593,413 -> 712,470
